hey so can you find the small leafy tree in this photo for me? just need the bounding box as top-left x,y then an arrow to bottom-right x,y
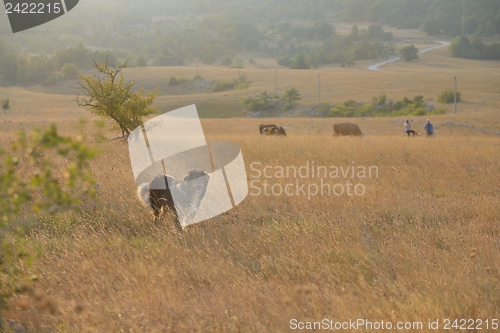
438,89 -> 462,103
1,98 -> 9,110
78,60 -> 158,138
241,91 -> 274,111
234,74 -> 250,90
61,62 -> 80,80
0,125 -> 97,326
281,87 -> 301,110
221,56 -> 233,66
291,52 -> 309,69
399,45 -> 419,61
231,59 -> 244,68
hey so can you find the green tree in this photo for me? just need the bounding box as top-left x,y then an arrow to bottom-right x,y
438,89 -> 462,103
291,52 -> 309,69
93,50 -> 118,67
399,44 -> 419,61
221,56 -> 233,66
78,60 -> 158,138
1,98 -> 10,110
281,87 -> 301,110
234,74 -> 250,90
0,53 -> 19,84
347,25 -> 360,41
0,125 -> 97,326
53,42 -> 90,69
241,91 -> 274,111
449,36 -> 471,58
61,63 -> 80,80
412,95 -> 424,108
26,54 -> 52,84
484,42 -> 500,60
421,18 -> 441,36
368,23 -> 384,38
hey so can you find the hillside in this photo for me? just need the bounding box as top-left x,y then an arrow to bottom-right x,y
0,3 -> 499,331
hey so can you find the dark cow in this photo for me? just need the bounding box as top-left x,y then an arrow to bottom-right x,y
137,170 -> 210,229
259,124 -> 287,136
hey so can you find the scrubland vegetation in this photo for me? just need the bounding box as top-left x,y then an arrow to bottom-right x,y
2,124 -> 499,331
0,0 -> 499,331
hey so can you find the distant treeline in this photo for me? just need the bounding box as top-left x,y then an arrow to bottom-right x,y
0,41 -> 122,85
0,0 -> 499,85
449,36 -> 500,60
277,24 -> 394,68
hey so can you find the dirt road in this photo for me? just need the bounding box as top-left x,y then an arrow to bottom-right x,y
367,41 -> 450,71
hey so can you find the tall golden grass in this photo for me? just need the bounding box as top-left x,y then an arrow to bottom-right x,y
4,122 -> 500,331
1,35 -> 499,330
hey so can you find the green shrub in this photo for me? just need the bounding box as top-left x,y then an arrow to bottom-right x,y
328,94 -> 433,117
277,56 -> 291,67
411,108 -> 429,116
316,103 -> 332,116
381,31 -> 393,41
433,108 -> 447,115
208,80 -> 235,93
231,59 -> 244,68
41,75 -> 58,87
168,76 -> 188,86
0,125 -> 98,325
241,92 -> 274,111
221,57 -> 233,66
438,90 -> 462,103
330,104 -> 356,117
193,74 -> 202,80
235,74 -> 251,90
281,87 -> 301,110
1,98 -> 10,110
61,63 -> 80,80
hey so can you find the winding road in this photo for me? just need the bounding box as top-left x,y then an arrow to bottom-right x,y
367,41 -> 450,71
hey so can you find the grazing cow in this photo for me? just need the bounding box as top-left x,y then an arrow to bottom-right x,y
333,122 -> 363,136
259,124 -> 287,136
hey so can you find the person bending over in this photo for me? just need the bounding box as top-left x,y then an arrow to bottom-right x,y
404,120 -> 416,136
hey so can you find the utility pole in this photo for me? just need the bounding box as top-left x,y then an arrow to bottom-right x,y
177,55 -> 179,72
318,74 -> 321,103
462,0 -> 465,35
196,61 -> 198,77
275,67 -> 277,94
454,76 -> 457,114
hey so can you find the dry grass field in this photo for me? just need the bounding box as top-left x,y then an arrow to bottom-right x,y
1,32 -> 500,332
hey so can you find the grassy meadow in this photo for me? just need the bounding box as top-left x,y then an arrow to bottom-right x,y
1,31 -> 500,332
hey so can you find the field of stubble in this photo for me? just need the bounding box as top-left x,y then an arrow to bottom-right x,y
4,116 -> 499,332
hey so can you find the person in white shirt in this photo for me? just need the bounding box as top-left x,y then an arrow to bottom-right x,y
404,120 -> 416,136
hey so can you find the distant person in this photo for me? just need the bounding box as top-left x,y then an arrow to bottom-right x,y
404,120 -> 416,136
425,119 -> 434,137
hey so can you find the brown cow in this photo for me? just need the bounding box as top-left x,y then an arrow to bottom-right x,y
333,122 -> 362,136
259,124 -> 287,136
